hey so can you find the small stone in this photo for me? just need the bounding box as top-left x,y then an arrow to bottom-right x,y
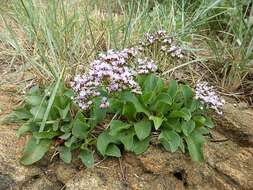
54,162 -> 78,184
0,173 -> 15,190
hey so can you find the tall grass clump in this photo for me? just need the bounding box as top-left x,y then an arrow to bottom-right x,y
1,0 -> 97,80
1,0 -> 232,82
205,0 -> 253,93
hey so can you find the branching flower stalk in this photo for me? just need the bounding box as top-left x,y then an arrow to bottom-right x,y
139,30 -> 184,59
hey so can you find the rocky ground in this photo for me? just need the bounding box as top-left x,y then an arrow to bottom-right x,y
0,65 -> 253,190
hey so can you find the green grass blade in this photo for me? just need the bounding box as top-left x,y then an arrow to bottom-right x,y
39,66 -> 65,133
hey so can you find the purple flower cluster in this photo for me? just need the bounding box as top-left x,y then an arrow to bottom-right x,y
140,30 -> 183,59
71,48 -> 157,110
195,81 -> 225,115
137,58 -> 157,74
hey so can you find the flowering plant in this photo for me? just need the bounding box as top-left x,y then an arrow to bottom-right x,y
12,30 -> 223,167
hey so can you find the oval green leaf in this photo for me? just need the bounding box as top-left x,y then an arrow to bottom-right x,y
20,137 -> 51,165
59,146 -> 72,164
134,120 -> 152,140
79,149 -> 94,168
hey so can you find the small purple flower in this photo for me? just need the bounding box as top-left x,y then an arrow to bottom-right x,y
163,37 -> 172,44
100,97 -> 109,109
144,33 -> 156,44
157,30 -> 166,36
195,81 -> 225,114
136,58 -> 157,74
140,29 -> 183,59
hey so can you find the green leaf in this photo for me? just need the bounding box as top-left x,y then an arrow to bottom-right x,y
109,98 -> 123,113
164,118 -> 181,132
59,132 -> 71,140
52,121 -> 59,131
151,93 -> 172,112
185,130 -> 205,162
75,111 -> 86,123
121,92 -> 150,116
105,144 -> 121,157
122,102 -> 136,119
30,106 -> 46,121
132,136 -> 150,155
59,146 -> 72,164
189,99 -> 199,112
79,149 -> 94,168
141,92 -> 153,103
197,127 -> 210,135
167,80 -> 178,98
182,85 -> 193,105
49,106 -> 60,120
153,93 -> 172,105
17,122 -> 38,138
142,75 -> 164,104
63,89 -> 75,98
143,74 -> 157,93
20,137 -> 51,165
155,77 -> 164,92
57,103 -> 70,119
64,136 -> 77,147
149,115 -> 164,130
170,102 -> 184,110
204,117 -> 214,128
90,98 -> 107,127
33,131 -> 61,140
17,124 -> 31,138
169,108 -> 191,121
72,119 -> 89,139
13,106 -> 33,120
118,128 -> 135,151
97,131 -> 117,156
25,96 -> 43,106
136,74 -> 146,86
134,120 -> 152,140
28,85 -> 40,95
60,123 -> 72,133
193,116 -> 206,127
181,120 -> 195,136
159,129 -> 181,152
57,82 -> 67,95
109,120 -> 131,136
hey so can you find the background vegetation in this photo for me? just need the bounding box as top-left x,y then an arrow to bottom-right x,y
1,0 -> 252,100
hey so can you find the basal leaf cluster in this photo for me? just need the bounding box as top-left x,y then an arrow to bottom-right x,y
99,74 -> 214,161
13,73 -> 214,167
